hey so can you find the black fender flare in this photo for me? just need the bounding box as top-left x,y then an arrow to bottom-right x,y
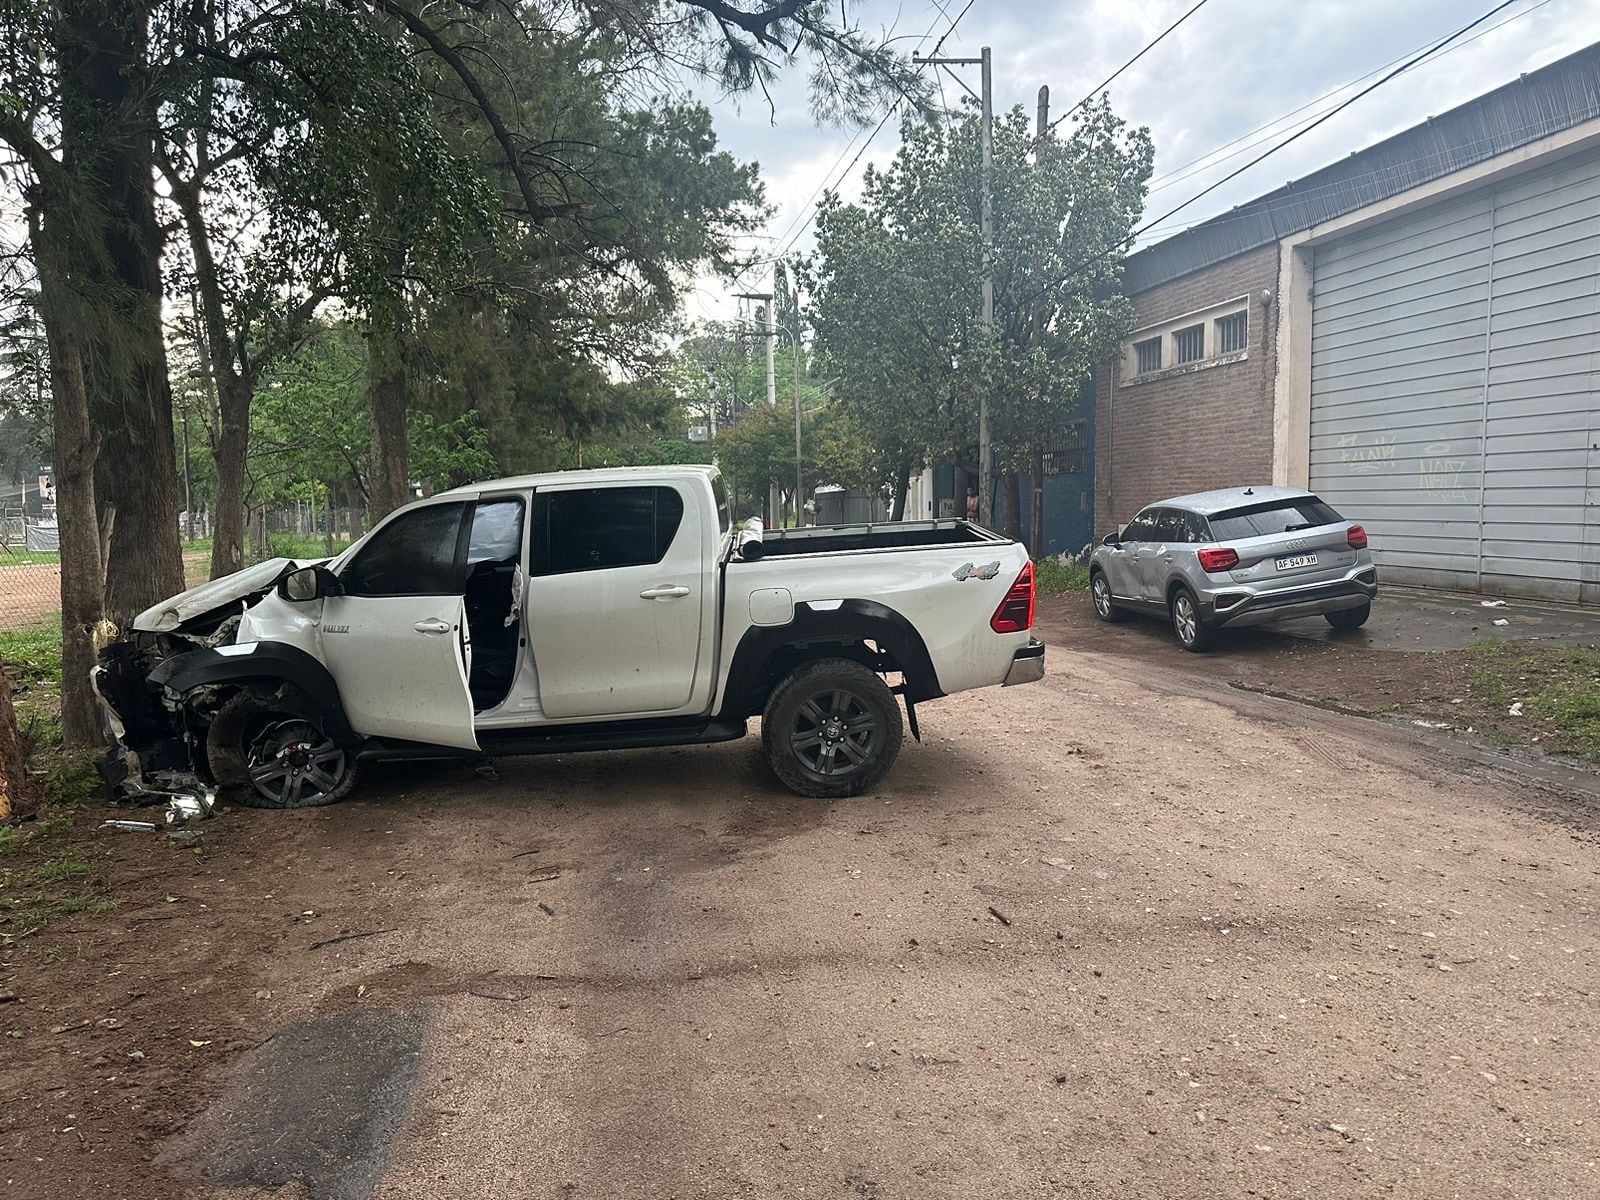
717,599 -> 943,720
148,642 -> 359,745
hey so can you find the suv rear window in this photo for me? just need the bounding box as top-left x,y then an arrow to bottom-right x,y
1208,496 -> 1345,540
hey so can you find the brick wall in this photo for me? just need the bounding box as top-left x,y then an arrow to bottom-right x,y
1093,242 -> 1281,534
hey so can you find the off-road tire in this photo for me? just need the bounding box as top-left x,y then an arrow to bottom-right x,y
207,690 -> 358,809
1090,570 -> 1125,623
1325,602 -> 1372,631
1171,586 -> 1216,653
762,658 -> 904,799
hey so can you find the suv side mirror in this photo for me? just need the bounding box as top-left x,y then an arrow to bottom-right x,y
1101,532 -> 1122,549
279,565 -> 340,603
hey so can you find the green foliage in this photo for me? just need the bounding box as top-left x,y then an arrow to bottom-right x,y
2,615 -> 64,754
1034,556 -> 1091,595
806,97 -> 1154,494
1468,641 -> 1600,759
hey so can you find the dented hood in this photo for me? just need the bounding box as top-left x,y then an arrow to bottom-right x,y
131,558 -> 310,633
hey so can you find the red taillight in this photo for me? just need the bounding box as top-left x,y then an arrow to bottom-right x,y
1197,547 -> 1240,573
991,562 -> 1035,633
1347,524 -> 1368,550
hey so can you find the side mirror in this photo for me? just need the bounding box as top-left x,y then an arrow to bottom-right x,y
279,565 -> 339,603
1101,532 -> 1122,549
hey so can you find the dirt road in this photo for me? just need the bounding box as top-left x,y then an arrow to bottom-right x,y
6,608 -> 1599,1199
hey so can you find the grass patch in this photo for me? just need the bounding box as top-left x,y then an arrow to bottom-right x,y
266,531 -> 352,560
1,616 -> 64,755
0,548 -> 63,567
1468,640 -> 1600,759
1035,555 -> 1091,595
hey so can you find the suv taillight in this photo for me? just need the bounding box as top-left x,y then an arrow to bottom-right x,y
991,562 -> 1035,633
1347,524 -> 1368,550
1197,547 -> 1239,572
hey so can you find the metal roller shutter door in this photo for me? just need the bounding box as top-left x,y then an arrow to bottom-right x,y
1308,150 -> 1600,602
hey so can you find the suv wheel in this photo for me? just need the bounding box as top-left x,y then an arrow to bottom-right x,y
1090,571 -> 1125,623
762,658 -> 904,799
1325,602 -> 1371,631
207,691 -> 358,809
1171,586 -> 1215,652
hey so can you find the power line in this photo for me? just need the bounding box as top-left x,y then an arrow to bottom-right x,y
1130,0 -> 1524,240
1016,0 -> 1527,307
1042,0 -> 1213,139
733,0 -> 979,285
1144,0 -> 1551,196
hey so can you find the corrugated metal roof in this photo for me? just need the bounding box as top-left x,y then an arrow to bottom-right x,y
1123,40 -> 1600,293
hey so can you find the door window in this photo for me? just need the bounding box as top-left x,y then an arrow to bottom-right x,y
1159,509 -> 1209,543
339,502 -> 466,596
532,486 -> 685,575
1122,509 -> 1159,542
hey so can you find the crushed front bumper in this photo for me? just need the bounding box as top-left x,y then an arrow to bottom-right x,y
1002,638 -> 1046,686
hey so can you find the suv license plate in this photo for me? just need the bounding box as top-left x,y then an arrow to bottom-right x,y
1275,553 -> 1319,571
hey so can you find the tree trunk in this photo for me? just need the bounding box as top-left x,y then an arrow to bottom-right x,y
1029,439 -> 1046,557
59,0 -> 185,628
890,457 -> 913,521
1001,472 -> 1022,543
209,375 -> 250,578
0,664 -> 38,823
27,206 -> 105,749
366,292 -> 410,521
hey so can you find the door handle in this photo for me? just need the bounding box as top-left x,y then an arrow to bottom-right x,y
413,618 -> 452,634
639,585 -> 691,600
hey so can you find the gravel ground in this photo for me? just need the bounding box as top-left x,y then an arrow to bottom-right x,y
4,612 -> 1598,1199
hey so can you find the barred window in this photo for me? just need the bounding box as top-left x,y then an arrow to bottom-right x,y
1217,311 -> 1248,354
1173,324 -> 1205,364
1043,421 -> 1088,476
1134,337 -> 1162,374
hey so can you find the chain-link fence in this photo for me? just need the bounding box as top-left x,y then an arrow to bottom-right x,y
1,502 -> 361,633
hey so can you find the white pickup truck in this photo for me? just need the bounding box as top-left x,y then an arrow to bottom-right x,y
94,465 -> 1043,807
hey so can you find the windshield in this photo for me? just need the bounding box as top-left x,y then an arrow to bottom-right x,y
1208,496 -> 1345,539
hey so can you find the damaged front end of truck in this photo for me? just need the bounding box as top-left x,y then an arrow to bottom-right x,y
92,559 -> 316,807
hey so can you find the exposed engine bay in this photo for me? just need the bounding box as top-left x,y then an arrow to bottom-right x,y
94,559 -> 315,805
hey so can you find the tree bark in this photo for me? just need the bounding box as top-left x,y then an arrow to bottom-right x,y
1029,439 -> 1046,556
890,457 -> 912,521
366,291 -> 410,521
0,664 -> 38,823
58,0 -> 185,628
27,205 -> 105,749
1001,472 -> 1022,543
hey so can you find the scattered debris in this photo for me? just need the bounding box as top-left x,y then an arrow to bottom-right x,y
1492,618 -> 1510,627
1508,702 -> 1524,718
309,928 -> 399,951
527,869 -> 562,884
1480,600 -> 1507,608
987,906 -> 1011,927
100,819 -> 160,833
537,902 -> 556,917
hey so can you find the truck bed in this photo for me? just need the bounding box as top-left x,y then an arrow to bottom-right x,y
751,519 -> 1001,558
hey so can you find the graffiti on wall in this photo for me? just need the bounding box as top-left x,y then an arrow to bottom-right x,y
1335,432 -> 1397,472
1419,443 -> 1472,502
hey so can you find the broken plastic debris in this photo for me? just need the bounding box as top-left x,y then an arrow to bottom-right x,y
100,819 -> 160,833
1508,702 -> 1524,717
1480,600 -> 1507,607
1491,618 -> 1510,626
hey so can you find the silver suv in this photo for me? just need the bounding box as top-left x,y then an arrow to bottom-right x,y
1089,486 -> 1378,651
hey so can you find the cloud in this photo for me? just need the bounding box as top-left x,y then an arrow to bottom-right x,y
687,0 -> 1595,319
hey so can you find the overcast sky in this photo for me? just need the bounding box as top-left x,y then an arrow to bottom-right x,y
686,0 -> 1598,324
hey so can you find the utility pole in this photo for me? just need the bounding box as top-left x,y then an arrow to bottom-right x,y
915,46 -> 995,527
791,291 -> 804,527
1030,84 -> 1049,556
735,287 -> 779,524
